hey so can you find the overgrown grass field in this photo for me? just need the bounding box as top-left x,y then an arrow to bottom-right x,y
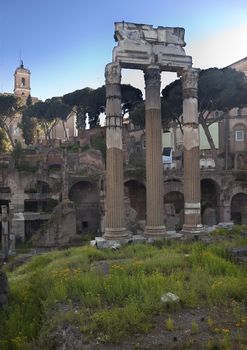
1,226 -> 247,349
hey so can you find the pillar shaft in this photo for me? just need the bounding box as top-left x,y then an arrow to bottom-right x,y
1,205 -> 8,261
104,63 -> 127,240
182,69 -> 203,234
62,148 -> 69,201
144,66 -> 166,237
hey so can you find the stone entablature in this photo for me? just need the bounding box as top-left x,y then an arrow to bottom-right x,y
113,22 -> 192,71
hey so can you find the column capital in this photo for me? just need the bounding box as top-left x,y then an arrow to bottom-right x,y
144,65 -> 161,88
105,62 -> 121,85
182,68 -> 199,99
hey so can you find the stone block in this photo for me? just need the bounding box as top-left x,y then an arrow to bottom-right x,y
161,292 -> 180,304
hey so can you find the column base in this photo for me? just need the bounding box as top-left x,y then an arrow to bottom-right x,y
181,224 -> 205,238
144,225 -> 166,239
103,227 -> 129,240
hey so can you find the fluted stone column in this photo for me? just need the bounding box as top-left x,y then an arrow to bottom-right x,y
182,68 -> 203,234
104,62 -> 128,240
144,66 -> 166,238
62,148 -> 69,201
1,205 -> 8,261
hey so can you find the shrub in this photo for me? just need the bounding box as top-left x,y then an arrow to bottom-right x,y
165,317 -> 174,331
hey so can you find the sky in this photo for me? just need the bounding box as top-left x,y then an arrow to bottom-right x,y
0,0 -> 247,101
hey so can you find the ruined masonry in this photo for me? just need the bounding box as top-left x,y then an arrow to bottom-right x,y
104,22 -> 203,240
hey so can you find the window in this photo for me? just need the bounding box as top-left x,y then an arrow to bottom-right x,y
82,221 -> 88,229
215,110 -> 220,118
235,130 -> 244,141
21,77 -> 25,87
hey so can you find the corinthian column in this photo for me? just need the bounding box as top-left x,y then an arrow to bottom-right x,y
144,66 -> 166,238
104,62 -> 128,240
182,68 -> 203,234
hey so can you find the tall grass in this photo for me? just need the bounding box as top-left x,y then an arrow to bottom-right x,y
1,231 -> 247,348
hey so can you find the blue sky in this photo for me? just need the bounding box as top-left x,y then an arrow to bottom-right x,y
0,0 -> 247,100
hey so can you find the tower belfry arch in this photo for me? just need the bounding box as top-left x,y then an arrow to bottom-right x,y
104,22 -> 203,239
14,60 -> 31,97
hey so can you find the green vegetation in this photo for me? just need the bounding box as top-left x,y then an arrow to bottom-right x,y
48,164 -> 61,174
0,129 -> 12,153
124,166 -> 146,180
165,317 -> 174,331
0,227 -> 247,349
91,134 -> 106,160
125,154 -> 146,179
191,320 -> 199,334
16,160 -> 39,173
0,94 -> 22,149
44,198 -> 58,212
12,142 -> 39,172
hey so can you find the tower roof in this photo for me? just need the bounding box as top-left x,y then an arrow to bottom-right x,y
14,60 -> 30,75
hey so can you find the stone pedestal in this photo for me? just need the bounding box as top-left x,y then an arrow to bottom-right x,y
104,63 -> 128,240
144,66 -> 166,238
181,69 -> 204,235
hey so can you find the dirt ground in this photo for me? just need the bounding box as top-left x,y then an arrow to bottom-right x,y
52,305 -> 247,350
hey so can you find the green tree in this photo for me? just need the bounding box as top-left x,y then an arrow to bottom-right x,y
129,102 -> 145,128
24,98 -> 72,146
121,84 -> 143,116
12,140 -> 23,166
0,129 -> 12,153
20,95 -> 38,145
62,84 -> 143,130
0,94 -> 21,148
161,67 -> 247,168
87,86 -> 106,129
26,94 -> 32,107
62,87 -> 92,131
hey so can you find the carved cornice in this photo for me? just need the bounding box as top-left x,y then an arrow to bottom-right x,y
144,66 -> 161,88
105,62 -> 121,85
182,68 -> 199,99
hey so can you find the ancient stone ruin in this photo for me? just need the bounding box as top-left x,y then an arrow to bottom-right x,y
0,22 -> 246,255
104,22 -> 203,241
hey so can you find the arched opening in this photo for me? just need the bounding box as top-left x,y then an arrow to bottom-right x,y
24,181 -> 57,238
24,181 -> 51,194
201,179 -> 219,225
37,181 -> 51,193
48,164 -> 62,174
69,181 -> 99,234
235,153 -> 247,170
231,193 -> 247,225
164,191 -> 184,231
124,180 -> 146,220
0,187 -> 11,194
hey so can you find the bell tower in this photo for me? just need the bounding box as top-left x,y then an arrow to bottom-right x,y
14,60 -> 31,97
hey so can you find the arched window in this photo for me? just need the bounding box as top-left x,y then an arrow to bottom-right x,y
21,77 -> 25,87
